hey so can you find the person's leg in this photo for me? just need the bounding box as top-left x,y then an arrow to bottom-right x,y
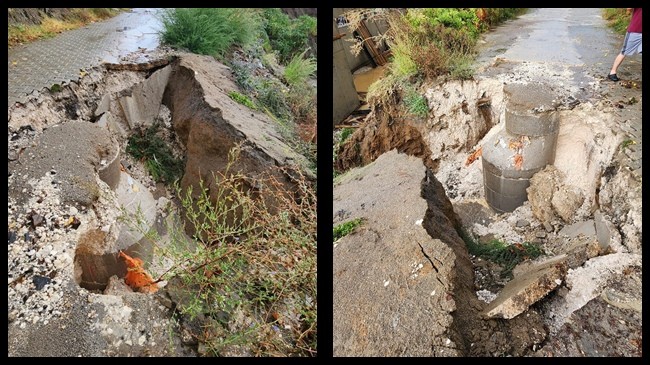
610,52 -> 626,75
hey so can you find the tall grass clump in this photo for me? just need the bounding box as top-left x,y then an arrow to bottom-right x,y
345,8 -> 524,94
283,49 -> 317,86
126,123 -> 184,184
160,8 -> 261,56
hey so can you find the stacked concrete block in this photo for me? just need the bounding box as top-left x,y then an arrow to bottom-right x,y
482,83 -> 560,213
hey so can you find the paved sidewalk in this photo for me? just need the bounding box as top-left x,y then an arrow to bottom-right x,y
7,8 -> 163,106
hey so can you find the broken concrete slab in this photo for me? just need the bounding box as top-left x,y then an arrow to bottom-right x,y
482,256 -> 568,319
534,262 -> 642,356
163,54 -> 314,237
593,210 -> 611,251
118,65 -> 171,130
564,236 -> 602,269
114,171 -> 157,250
73,171 -> 156,291
167,53 -> 313,176
558,219 -> 596,238
94,93 -> 111,117
98,110 -> 130,140
333,150 -> 481,356
8,120 -> 119,208
97,139 -> 121,191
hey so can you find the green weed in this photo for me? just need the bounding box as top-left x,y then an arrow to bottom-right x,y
125,145 -> 316,356
333,218 -> 364,242
403,88 -> 429,118
603,8 -> 632,35
460,228 -> 544,278
263,8 -> 316,64
620,139 -> 636,150
228,91 -> 256,110
49,83 -> 62,93
449,53 -> 475,80
340,128 -> 354,144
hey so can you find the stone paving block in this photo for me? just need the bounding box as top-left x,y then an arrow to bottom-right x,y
7,8 -> 162,107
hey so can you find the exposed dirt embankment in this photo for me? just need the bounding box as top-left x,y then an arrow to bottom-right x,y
335,79 -> 504,174
8,8 -> 76,26
335,94 -> 435,172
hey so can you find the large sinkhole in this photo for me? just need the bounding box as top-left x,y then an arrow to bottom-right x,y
333,74 -> 627,356
8,54 -> 310,293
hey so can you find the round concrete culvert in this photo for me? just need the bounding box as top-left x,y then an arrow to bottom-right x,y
482,83 -> 560,213
503,83 -> 560,137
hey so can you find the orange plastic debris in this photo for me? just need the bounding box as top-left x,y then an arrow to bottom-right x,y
513,153 -> 523,170
465,146 -> 483,166
118,251 -> 158,293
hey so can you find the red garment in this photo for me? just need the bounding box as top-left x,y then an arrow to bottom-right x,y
627,8 -> 642,33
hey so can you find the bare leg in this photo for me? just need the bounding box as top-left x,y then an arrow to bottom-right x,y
610,53 -> 626,75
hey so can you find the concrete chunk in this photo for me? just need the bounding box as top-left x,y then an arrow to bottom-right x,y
115,171 -> 157,249
593,210 -> 611,251
558,220 -> 595,238
118,65 -> 171,129
483,256 -> 568,319
94,93 -> 111,117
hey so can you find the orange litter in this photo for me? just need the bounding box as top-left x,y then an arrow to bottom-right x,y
118,251 -> 158,293
465,146 -> 483,166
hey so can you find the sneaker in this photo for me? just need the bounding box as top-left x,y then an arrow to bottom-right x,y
608,73 -> 620,82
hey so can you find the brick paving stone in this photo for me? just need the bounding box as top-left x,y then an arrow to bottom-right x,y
7,8 -> 163,107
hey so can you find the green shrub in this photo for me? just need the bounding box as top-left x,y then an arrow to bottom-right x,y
449,54 -> 475,80
257,79 -> 292,121
126,124 -> 184,184
340,128 -> 354,144
407,8 -> 481,40
603,8 -> 631,35
263,8 -> 316,64
283,49 -> 317,86
482,8 -> 526,27
160,8 -> 261,56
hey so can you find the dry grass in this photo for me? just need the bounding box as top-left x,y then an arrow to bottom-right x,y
8,8 -> 122,47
